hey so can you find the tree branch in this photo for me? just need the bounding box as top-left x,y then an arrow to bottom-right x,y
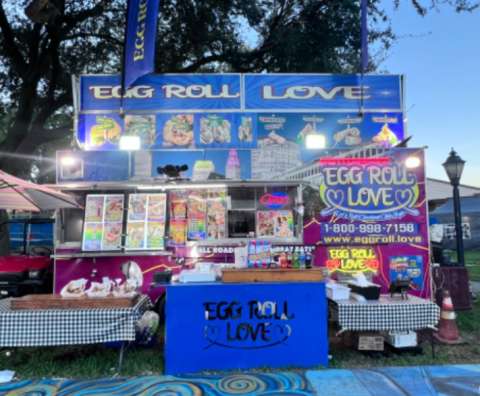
34,92 -> 72,127
40,125 -> 72,141
0,0 -> 28,76
179,54 -> 227,72
63,32 -> 123,47
61,3 -> 107,33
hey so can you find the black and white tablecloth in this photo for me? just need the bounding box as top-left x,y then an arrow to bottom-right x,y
0,295 -> 151,347
330,295 -> 440,332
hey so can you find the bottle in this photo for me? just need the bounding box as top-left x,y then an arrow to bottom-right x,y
287,252 -> 293,268
279,253 -> 288,269
305,252 -> 312,269
292,251 -> 300,269
299,248 -> 306,269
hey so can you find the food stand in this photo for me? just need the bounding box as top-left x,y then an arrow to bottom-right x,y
48,73 -> 439,373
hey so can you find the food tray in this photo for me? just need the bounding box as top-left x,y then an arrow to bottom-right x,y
347,283 -> 381,300
222,268 -> 324,283
10,294 -> 140,310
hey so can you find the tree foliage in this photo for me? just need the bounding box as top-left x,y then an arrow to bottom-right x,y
0,0 -> 477,180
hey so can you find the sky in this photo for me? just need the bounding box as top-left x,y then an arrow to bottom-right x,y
380,1 -> 480,187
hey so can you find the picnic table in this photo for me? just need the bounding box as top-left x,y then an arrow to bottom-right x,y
0,295 -> 151,370
329,294 -> 440,355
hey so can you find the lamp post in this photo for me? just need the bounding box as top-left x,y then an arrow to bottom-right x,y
442,148 -> 466,266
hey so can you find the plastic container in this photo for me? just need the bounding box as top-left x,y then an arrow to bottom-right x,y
326,282 -> 351,301
385,331 -> 417,348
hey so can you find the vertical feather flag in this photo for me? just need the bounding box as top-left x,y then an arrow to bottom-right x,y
360,0 -> 368,73
122,0 -> 160,91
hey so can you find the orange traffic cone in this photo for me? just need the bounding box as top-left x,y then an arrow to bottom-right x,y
434,290 -> 462,344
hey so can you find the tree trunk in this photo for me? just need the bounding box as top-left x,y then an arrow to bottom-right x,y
0,78 -> 39,177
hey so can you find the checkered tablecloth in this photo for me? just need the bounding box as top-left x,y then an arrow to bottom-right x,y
0,295 -> 151,347
330,295 -> 440,332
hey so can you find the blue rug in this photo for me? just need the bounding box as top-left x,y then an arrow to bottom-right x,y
0,372 -> 313,395
2,365 -> 480,395
306,364 -> 480,396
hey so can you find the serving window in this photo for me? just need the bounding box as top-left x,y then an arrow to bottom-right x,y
72,184 -> 301,252
227,186 -> 298,240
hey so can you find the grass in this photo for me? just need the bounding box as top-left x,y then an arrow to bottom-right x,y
1,291 -> 479,379
446,249 -> 480,281
0,343 -> 165,379
465,250 -> 480,282
3,299 -> 480,379
329,298 -> 480,369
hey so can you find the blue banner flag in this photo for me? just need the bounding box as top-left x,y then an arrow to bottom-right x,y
361,0 -> 368,72
123,0 -> 160,90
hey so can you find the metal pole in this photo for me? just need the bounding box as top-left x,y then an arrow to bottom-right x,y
452,183 -> 465,266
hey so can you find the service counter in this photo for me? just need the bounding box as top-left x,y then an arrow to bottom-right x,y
164,281 -> 328,374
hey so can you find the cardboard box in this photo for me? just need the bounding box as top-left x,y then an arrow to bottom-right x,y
222,268 -> 324,283
358,333 -> 384,351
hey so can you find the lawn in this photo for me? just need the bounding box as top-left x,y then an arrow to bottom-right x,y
329,297 -> 480,369
445,249 -> 480,281
465,250 -> 480,282
1,298 -> 479,379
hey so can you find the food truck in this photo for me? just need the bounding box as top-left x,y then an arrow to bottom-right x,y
51,73 -> 434,373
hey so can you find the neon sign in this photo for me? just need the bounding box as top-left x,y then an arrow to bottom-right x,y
319,159 -> 419,221
326,247 -> 379,274
259,192 -> 290,210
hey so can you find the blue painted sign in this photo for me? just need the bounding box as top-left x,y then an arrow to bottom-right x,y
244,74 -> 402,110
152,149 -> 252,180
56,151 -> 130,183
79,74 -> 401,112
78,111 -> 403,151
165,282 -> 328,374
123,0 -> 160,88
80,74 -> 241,112
73,74 -> 405,182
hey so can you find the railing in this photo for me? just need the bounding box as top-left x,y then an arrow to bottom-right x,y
275,144 -> 389,187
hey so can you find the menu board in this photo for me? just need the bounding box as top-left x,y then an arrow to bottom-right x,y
187,191 -> 207,241
82,194 -> 124,251
256,210 -> 294,238
168,190 -> 188,246
206,189 -> 227,240
187,189 -> 227,241
126,193 -> 167,250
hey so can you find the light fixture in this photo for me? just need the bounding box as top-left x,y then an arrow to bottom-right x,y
119,135 -> 141,151
60,156 -> 77,166
442,148 -> 465,186
443,148 -> 466,267
405,156 -> 421,169
305,134 -> 326,149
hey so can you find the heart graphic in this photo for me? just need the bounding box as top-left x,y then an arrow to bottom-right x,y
325,189 -> 345,207
395,189 -> 413,207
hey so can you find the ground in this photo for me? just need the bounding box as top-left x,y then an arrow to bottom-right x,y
0,251 -> 478,379
465,250 -> 480,281
0,297 -> 479,379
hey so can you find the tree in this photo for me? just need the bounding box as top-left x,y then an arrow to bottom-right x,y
0,0 -> 477,180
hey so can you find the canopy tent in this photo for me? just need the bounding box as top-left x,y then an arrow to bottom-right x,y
0,170 -> 79,211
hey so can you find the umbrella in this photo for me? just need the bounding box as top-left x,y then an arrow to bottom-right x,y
0,170 -> 80,211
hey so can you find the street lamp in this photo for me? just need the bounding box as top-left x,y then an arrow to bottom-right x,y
442,148 -> 466,266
